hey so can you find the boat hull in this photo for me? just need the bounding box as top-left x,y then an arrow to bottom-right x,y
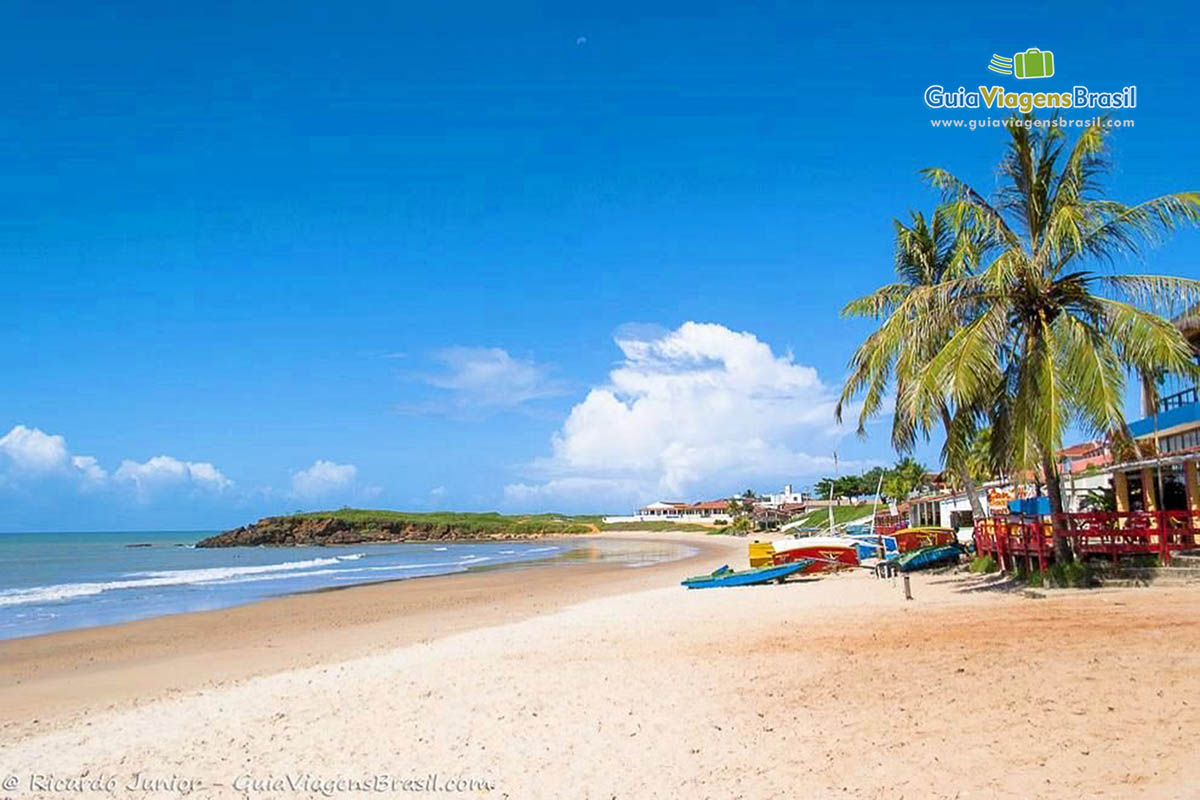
894,544 -> 964,572
748,540 -> 776,568
770,543 -> 859,573
845,534 -> 898,561
681,560 -> 811,589
891,527 -> 956,554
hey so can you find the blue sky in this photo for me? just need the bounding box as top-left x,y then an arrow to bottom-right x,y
2,0 -> 1198,530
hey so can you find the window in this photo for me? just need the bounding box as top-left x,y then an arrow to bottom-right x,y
1161,465 -> 1188,511
1161,428 -> 1200,454
949,510 -> 974,529
1126,471 -> 1147,512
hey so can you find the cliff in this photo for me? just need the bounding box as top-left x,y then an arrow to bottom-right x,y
195,510 -> 597,548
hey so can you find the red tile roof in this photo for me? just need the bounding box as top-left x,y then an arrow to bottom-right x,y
1059,439 -> 1107,458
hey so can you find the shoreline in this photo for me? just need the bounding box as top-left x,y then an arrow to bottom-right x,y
0,531 -> 736,738
0,533 -> 698,643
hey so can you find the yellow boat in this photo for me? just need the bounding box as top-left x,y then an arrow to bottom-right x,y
748,540 -> 776,567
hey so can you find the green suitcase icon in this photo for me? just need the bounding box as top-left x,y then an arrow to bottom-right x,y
1014,48 -> 1054,79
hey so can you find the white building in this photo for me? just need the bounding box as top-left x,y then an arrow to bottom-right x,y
602,500 -> 731,525
907,473 -> 1115,530
759,484 -> 805,507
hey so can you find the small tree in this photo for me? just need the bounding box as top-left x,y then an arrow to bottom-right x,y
882,457 -> 929,501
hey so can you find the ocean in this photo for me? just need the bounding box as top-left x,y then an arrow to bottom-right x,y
0,531 -> 694,640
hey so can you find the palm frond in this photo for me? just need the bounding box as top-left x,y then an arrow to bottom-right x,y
1097,297 -> 1200,380
1078,192 -> 1200,262
1099,274 -> 1200,317
841,283 -> 912,319
921,167 -> 1023,252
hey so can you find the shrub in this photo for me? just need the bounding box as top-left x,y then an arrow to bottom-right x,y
729,516 -> 752,533
1012,562 -> 1042,586
969,554 -> 999,574
1046,559 -> 1093,588
1063,560 -> 1092,588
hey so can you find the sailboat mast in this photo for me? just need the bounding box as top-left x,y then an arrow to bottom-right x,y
827,451 -> 838,535
870,469 -> 884,559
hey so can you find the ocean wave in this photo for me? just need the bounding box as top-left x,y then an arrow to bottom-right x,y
0,547 -> 535,610
204,559 -> 479,586
124,555 -> 361,581
0,554 -> 368,607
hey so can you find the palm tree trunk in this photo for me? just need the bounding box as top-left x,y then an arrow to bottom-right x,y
1041,454 -> 1071,562
939,408 -> 987,520
956,466 -> 986,520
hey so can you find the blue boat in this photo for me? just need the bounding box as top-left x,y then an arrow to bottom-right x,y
844,524 -> 899,561
891,544 -> 964,572
680,560 -> 813,589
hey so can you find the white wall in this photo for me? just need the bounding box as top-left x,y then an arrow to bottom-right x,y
602,514 -> 729,525
1061,472 -> 1112,512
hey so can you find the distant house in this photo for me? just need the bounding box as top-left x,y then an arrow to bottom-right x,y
609,499 -> 732,525
637,501 -> 687,517
752,506 -> 789,529
1058,440 -> 1113,475
758,484 -> 805,507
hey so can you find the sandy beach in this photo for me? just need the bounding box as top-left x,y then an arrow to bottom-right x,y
2,531 -> 1199,799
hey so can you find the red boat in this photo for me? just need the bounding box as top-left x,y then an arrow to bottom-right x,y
768,537 -> 860,573
891,527 -> 956,554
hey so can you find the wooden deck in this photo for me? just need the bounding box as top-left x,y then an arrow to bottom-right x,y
974,511 -> 1200,570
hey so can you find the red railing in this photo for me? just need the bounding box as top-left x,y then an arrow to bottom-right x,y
974,511 -> 1200,571
872,513 -> 905,537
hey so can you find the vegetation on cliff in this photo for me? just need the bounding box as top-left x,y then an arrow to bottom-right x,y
196,509 -> 607,547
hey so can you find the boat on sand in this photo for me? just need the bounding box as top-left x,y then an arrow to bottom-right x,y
681,560 -> 813,589
891,527 -> 957,553
749,536 -> 860,573
891,543 -> 965,572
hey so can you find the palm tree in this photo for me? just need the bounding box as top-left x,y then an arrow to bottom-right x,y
882,457 -> 929,502
838,207 -> 989,518
958,426 -> 996,490
911,115 -> 1200,559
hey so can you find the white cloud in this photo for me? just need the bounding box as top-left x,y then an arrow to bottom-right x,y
0,425 -> 72,473
0,424 -> 234,505
113,455 -> 232,501
507,322 -> 849,508
0,425 -> 108,482
290,459 -> 358,500
424,347 -> 563,410
504,477 -> 647,509
71,455 -> 108,485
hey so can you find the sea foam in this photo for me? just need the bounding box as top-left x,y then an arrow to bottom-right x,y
0,554 -> 367,607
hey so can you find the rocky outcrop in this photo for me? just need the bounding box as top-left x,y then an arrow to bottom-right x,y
195,515 -> 571,548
